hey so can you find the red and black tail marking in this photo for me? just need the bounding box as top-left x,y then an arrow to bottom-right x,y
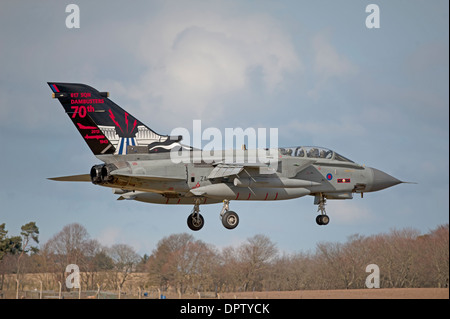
48,82 -> 171,155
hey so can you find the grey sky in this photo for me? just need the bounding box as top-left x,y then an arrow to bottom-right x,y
0,0 -> 448,254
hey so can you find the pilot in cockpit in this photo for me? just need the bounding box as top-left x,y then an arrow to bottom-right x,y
295,147 -> 304,157
308,148 -> 319,158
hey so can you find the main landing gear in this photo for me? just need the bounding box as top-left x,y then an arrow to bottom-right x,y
315,193 -> 330,226
186,199 -> 239,231
187,198 -> 204,231
220,199 -> 239,230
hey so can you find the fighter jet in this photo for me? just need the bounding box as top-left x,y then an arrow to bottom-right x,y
48,82 -> 407,231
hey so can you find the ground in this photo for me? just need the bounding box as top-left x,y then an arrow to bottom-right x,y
217,288 -> 449,299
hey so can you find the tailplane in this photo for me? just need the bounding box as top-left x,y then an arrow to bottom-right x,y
48,82 -> 182,155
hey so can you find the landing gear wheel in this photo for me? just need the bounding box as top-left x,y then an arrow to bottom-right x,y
187,198 -> 204,231
316,214 -> 330,226
222,211 -> 239,230
187,213 -> 204,231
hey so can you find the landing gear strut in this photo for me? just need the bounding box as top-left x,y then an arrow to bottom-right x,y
315,193 -> 330,226
187,199 -> 240,231
220,200 -> 239,230
187,198 -> 204,231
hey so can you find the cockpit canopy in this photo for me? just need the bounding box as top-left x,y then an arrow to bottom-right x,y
279,146 -> 354,163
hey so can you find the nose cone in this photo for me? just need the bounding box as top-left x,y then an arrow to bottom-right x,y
370,168 -> 402,192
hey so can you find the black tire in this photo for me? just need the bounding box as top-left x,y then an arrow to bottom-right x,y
222,211 -> 239,230
316,214 -> 330,226
316,215 -> 323,225
187,214 -> 204,231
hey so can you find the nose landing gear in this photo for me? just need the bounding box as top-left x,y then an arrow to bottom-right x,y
315,193 -> 330,226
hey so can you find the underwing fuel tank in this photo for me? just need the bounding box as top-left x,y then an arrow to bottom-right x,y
116,191 -> 222,205
190,183 -> 311,201
233,177 -> 321,188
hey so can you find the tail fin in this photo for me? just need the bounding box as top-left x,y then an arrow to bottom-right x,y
48,82 -> 179,155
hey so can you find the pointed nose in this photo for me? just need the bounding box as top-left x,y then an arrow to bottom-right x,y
369,168 -> 402,191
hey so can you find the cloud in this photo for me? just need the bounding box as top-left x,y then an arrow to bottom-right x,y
97,227 -> 122,247
281,116 -> 367,146
112,3 -> 302,128
307,31 -> 358,100
312,32 -> 358,79
96,226 -> 149,253
330,200 -> 375,225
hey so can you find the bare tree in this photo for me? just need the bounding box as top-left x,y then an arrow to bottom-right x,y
46,223 -> 89,264
215,246 -> 242,292
4,220 -> 447,294
44,223 -> 91,287
266,252 -> 316,291
239,234 -> 278,291
81,239 -> 107,290
417,224 -> 449,288
146,233 -> 218,294
373,228 -> 421,288
107,243 -> 141,290
146,233 -> 195,290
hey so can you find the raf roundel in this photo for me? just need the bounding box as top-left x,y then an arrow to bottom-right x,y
326,173 -> 333,181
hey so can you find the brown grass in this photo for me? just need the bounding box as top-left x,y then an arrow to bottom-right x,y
3,272 -> 447,299
218,288 -> 449,299
2,288 -> 448,299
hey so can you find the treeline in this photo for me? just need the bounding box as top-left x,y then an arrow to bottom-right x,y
0,222 -> 448,294
142,226 -> 449,292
